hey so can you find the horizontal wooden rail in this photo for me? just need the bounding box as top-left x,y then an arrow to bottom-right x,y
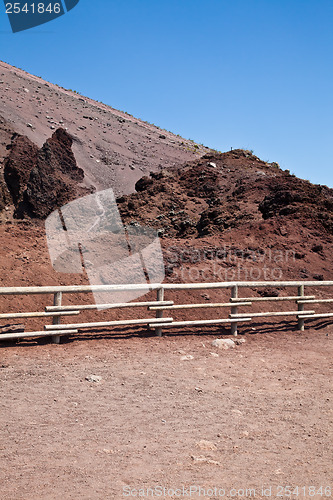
0,311 -> 80,320
162,281 -> 333,289
46,301 -> 174,312
148,302 -> 252,311
1,281 -> 333,296
149,318 -> 252,328
231,310 -> 315,318
297,299 -> 333,304
45,317 -> 174,331
299,313 -> 333,319
0,330 -> 78,341
230,295 -> 315,302
0,284 -> 162,295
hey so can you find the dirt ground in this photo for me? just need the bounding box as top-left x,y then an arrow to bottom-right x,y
1,324 -> 332,500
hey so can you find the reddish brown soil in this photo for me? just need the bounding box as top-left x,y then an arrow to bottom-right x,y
0,222 -> 332,323
1,329 -> 332,500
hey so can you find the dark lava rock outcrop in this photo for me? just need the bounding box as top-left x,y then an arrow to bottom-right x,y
259,177 -> 333,234
4,133 -> 39,206
4,128 -> 90,219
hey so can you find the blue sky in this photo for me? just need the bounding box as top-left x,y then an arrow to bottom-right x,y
1,0 -> 332,187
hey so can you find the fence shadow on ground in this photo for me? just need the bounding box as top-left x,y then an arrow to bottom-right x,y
1,318 -> 332,349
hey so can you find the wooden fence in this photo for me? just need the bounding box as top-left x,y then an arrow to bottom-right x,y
0,281 -> 332,343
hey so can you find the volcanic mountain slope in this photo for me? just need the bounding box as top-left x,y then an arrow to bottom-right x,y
0,60 -> 210,197
0,60 -> 332,287
0,147 -> 332,302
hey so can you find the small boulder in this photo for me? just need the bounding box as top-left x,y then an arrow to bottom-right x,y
211,338 -> 236,350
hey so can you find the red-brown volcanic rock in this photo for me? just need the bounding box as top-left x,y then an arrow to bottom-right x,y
117,149 -> 333,240
114,149 -> 333,283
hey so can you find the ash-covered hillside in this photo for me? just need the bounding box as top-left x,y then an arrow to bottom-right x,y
0,60 -> 209,200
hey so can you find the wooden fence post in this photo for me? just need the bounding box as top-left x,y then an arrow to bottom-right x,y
52,292 -> 62,344
155,287 -> 164,337
231,285 -> 238,336
297,284 -> 305,331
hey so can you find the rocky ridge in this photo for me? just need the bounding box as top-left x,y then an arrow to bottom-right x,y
116,149 -> 333,239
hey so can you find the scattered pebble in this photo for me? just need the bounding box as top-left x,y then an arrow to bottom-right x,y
85,375 -> 102,383
196,440 -> 217,451
191,455 -> 221,466
180,354 -> 194,361
234,338 -> 246,345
